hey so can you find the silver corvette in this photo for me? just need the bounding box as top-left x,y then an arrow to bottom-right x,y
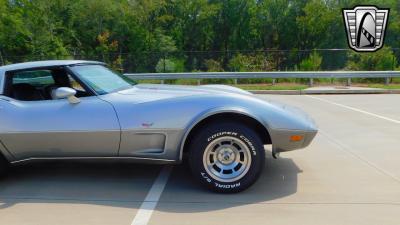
0,60 -> 317,192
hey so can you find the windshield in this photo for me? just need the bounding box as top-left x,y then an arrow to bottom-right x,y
69,64 -> 136,95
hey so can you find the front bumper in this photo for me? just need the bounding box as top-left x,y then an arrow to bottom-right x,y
270,128 -> 318,153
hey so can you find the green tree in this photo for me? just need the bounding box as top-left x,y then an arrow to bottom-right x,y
204,59 -> 224,72
346,47 -> 397,71
0,0 -> 399,74
299,51 -> 322,71
155,58 -> 184,73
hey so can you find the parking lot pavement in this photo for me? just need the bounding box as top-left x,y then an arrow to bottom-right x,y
149,94 -> 400,225
1,94 -> 399,225
0,163 -> 162,225
307,94 -> 400,121
264,94 -> 400,180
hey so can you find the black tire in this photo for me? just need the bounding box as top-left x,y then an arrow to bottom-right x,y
0,154 -> 9,177
188,122 -> 265,193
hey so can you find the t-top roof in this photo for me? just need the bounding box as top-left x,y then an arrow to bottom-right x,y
0,60 -> 104,74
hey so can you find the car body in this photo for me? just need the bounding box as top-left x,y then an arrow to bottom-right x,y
0,60 -> 317,192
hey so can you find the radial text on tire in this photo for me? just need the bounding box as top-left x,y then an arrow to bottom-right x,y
188,122 -> 265,193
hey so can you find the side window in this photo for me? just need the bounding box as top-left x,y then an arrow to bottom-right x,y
8,70 -> 55,101
68,75 -> 86,92
6,68 -> 93,101
13,70 -> 54,87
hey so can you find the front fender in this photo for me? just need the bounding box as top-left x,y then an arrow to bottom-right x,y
178,106 -> 271,161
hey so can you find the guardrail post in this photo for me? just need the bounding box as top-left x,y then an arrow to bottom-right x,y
385,77 -> 390,85
272,79 -> 276,85
233,78 -> 238,85
346,78 -> 351,86
161,80 -> 164,84
309,78 -> 314,87
197,79 -> 201,85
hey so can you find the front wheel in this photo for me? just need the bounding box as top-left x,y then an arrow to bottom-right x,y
188,122 -> 265,193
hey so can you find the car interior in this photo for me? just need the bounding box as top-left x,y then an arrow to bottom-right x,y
5,68 -> 91,101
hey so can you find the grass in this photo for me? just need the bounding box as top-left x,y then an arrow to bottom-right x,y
366,84 -> 400,89
136,79 -> 202,85
234,83 -> 308,90
235,83 -> 400,90
136,79 -> 164,84
135,79 -> 400,90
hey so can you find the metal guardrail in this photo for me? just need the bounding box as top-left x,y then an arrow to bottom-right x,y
124,71 -> 400,86
124,71 -> 400,79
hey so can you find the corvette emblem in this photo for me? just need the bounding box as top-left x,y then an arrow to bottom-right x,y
141,122 -> 154,128
343,6 -> 389,52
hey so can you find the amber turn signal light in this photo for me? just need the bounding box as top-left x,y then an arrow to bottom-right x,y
290,135 -> 303,142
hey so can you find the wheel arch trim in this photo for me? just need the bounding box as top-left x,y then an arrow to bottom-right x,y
0,139 -> 14,162
178,107 -> 272,161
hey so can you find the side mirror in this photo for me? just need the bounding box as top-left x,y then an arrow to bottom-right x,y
52,87 -> 81,104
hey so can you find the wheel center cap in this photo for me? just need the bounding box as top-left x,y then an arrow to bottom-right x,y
217,148 -> 235,164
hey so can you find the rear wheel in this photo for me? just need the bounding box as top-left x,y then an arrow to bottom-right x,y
188,122 -> 265,193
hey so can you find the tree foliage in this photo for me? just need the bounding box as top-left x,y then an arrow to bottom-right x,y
299,51 -> 322,71
0,0 -> 398,72
346,47 -> 397,71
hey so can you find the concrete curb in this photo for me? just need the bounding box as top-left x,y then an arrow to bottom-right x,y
249,89 -> 400,95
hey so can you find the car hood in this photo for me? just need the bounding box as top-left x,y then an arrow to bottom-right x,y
114,84 -> 252,102
100,83 -> 317,131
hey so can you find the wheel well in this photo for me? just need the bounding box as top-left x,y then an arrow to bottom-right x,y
0,150 -> 9,165
182,112 -> 272,154
0,151 -> 9,162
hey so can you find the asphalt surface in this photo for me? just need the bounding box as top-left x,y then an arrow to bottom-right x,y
1,94 -> 399,225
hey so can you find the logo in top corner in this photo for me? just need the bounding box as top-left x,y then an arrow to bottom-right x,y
343,6 -> 389,52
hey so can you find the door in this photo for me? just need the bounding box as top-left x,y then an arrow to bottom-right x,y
0,68 -> 120,161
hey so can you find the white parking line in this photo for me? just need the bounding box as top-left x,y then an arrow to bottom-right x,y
306,95 -> 400,124
131,165 -> 173,225
319,130 -> 400,183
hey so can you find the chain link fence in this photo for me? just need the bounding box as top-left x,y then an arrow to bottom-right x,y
1,49 -> 399,86
1,49 -> 399,72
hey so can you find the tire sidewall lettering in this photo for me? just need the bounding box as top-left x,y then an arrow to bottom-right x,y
205,131 -> 257,156
201,171 -> 241,188
214,181 -> 241,189
207,131 -> 238,142
239,135 -> 257,156
201,172 -> 212,183
201,130 -> 258,190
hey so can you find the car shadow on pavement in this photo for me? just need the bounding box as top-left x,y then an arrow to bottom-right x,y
0,162 -> 162,209
0,155 -> 301,212
157,155 -> 302,213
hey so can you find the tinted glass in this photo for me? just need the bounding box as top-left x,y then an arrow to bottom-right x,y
13,70 -> 55,87
69,65 -> 135,95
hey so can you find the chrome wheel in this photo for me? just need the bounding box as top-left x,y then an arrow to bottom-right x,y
203,136 -> 252,183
